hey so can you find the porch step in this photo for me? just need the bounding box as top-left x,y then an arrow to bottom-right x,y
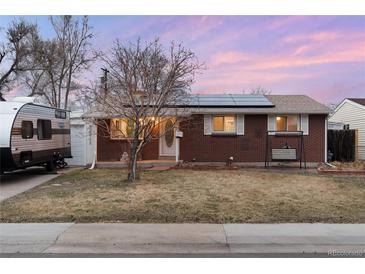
158,156 -> 175,160
146,166 -> 172,171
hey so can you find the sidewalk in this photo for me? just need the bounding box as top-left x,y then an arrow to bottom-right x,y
1,223 -> 365,256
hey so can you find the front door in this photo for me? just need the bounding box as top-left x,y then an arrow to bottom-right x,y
159,118 -> 176,157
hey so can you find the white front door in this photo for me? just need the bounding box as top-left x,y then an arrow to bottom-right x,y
159,118 -> 176,157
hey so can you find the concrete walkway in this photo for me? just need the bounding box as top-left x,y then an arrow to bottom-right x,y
1,223 -> 364,256
0,167 -> 80,202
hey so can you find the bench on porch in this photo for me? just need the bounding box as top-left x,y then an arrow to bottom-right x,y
271,148 -> 297,161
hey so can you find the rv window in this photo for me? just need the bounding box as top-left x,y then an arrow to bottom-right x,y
37,119 -> 52,140
21,121 -> 33,139
55,110 -> 67,119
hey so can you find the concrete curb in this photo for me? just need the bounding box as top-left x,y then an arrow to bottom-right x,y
0,223 -> 74,253
1,223 -> 365,256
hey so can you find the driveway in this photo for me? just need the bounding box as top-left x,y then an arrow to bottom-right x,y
0,167 -> 78,202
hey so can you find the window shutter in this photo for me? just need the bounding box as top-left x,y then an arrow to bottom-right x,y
236,115 -> 245,135
204,115 -> 212,135
267,115 -> 276,135
301,114 -> 309,135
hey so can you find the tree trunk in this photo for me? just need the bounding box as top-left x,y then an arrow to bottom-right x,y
127,138 -> 139,182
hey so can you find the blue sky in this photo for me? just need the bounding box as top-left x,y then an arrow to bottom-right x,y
1,15 -> 364,103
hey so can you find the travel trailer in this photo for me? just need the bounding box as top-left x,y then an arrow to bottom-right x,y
0,97 -> 71,173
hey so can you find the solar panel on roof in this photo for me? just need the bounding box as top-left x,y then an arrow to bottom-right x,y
181,94 -> 274,107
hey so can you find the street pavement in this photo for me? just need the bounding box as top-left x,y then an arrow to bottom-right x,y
1,223 -> 364,256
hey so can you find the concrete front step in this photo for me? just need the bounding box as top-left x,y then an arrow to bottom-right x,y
158,156 -> 176,160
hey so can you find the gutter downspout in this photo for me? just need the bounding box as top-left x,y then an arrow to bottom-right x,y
324,116 -> 328,163
89,124 -> 97,170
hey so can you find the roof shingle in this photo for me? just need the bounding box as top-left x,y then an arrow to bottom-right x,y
265,95 -> 331,114
189,94 -> 331,114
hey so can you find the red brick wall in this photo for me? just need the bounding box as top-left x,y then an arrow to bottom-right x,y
179,114 -> 326,162
97,115 -> 326,162
96,119 -> 159,161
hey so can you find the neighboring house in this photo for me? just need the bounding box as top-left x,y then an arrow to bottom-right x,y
328,98 -> 365,160
328,121 -> 347,130
90,94 -> 330,165
66,111 -> 96,166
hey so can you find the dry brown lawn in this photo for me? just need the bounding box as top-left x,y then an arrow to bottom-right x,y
1,168 -> 364,223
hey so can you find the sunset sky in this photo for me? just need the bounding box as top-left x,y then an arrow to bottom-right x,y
1,15 -> 364,104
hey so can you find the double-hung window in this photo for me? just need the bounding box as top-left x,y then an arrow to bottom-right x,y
110,118 -> 157,139
212,115 -> 236,134
276,115 -> 299,131
111,118 -> 135,139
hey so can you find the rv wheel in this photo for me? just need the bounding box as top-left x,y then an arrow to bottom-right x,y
45,160 -> 55,172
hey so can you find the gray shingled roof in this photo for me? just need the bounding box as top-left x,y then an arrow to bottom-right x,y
189,94 -> 331,114
84,94 -> 331,117
265,95 -> 331,114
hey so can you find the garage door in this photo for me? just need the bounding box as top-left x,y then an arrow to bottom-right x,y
67,125 -> 86,166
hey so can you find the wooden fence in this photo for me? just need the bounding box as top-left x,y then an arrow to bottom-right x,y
327,129 -> 356,162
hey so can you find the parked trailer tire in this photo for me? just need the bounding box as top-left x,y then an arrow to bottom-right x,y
46,160 -> 55,172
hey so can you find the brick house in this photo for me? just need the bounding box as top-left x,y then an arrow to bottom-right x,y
94,94 -> 331,166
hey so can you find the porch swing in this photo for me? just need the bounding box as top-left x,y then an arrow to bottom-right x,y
264,130 -> 307,169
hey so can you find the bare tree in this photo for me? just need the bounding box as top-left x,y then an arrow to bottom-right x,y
90,39 -> 202,182
325,102 -> 338,116
27,16 -> 98,109
245,86 -> 271,95
0,19 -> 39,101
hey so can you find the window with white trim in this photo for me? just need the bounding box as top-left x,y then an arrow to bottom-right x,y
110,118 -> 135,139
110,118 -> 156,139
275,115 -> 299,131
212,115 -> 236,133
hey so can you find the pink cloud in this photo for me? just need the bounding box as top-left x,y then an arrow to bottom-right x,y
160,16 -> 224,42
194,26 -> 365,98
4,85 -> 24,100
194,69 -> 317,93
250,45 -> 364,70
292,45 -> 312,55
210,51 -> 250,66
266,16 -> 309,30
209,29 -> 365,72
283,31 -> 343,43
